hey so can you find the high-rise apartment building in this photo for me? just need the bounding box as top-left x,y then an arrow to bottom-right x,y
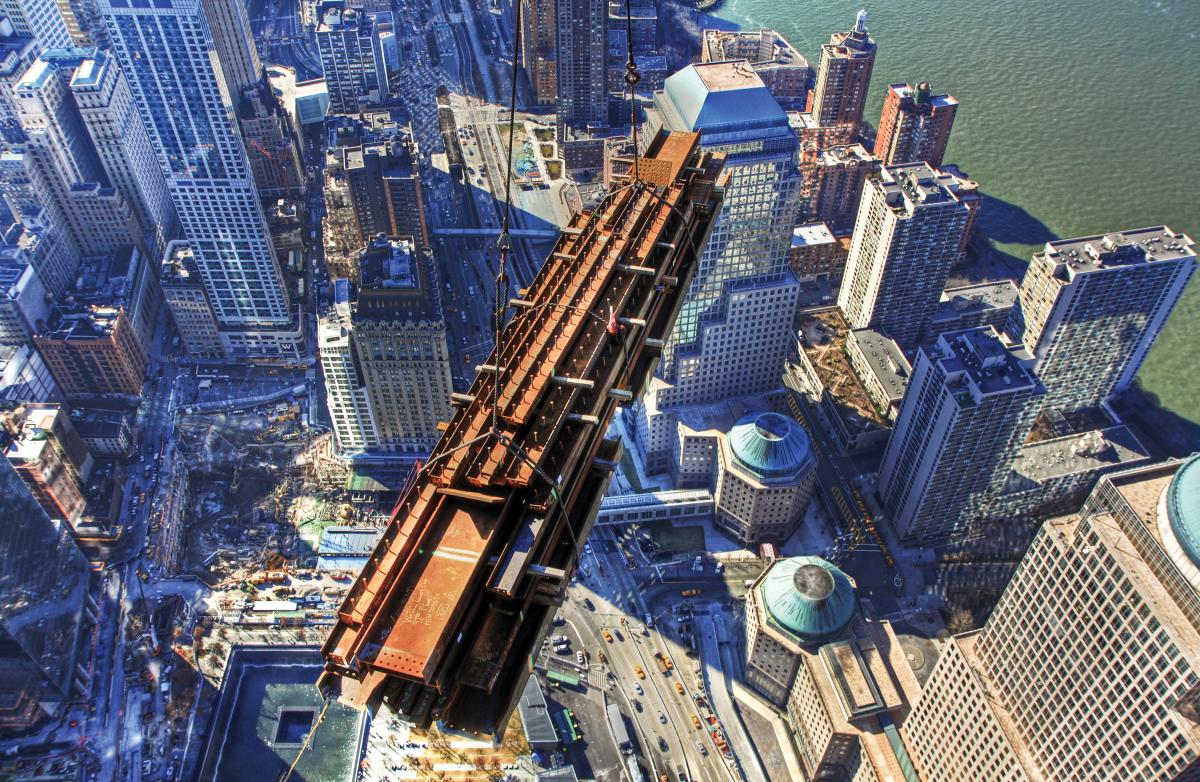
1006,227 -> 1196,411
838,162 -> 973,347
0,0 -> 72,49
0,244 -> 49,344
0,453 -> 94,733
1,213 -> 76,298
4,403 -> 90,524
199,0 -> 262,100
0,18 -> 38,142
519,0 -> 555,105
903,458 -> 1200,780
319,237 -> 452,457
99,0 -> 297,357
315,0 -> 388,115
53,0 -> 107,48
810,10 -> 876,137
327,138 -> 427,249
555,0 -> 607,130
700,29 -> 812,110
874,82 -> 958,167
797,141 -> 878,230
878,327 -> 1043,542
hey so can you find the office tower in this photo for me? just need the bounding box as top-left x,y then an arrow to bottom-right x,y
0,342 -> 61,403
52,0 -> 107,48
555,0 -> 606,129
315,0 -> 388,115
651,62 -> 801,403
0,244 -> 50,344
798,141 -> 879,230
1,214 -> 76,298
632,62 -> 800,474
811,10 -> 876,137
34,302 -> 147,398
1007,227 -> 1196,411
160,240 -> 224,360
199,0 -> 262,100
700,29 -> 812,110
904,459 -> 1200,781
99,0 -> 297,357
0,0 -> 71,49
239,85 -> 304,197
319,237 -> 452,457
838,162 -> 973,347
878,327 -> 1043,542
520,0 -> 555,105
329,139 -> 427,248
0,18 -> 37,142
14,49 -> 151,259
0,453 -> 94,732
743,555 -> 857,706
714,412 -> 817,545
67,48 -> 178,256
874,82 -> 958,167
4,403 -> 90,524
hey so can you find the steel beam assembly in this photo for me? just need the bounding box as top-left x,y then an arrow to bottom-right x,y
319,131 -> 727,738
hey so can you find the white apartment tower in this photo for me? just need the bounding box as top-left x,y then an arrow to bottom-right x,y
903,458 -> 1200,781
1007,226 -> 1196,411
98,0 -> 296,356
878,327 -> 1043,542
838,161 -> 972,349
314,0 -> 388,115
320,279 -> 379,453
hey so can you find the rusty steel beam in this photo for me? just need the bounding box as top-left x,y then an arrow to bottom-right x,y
319,131 -> 727,739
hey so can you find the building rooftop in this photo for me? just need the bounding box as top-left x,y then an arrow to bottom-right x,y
1040,226 -> 1196,280
791,222 -> 836,249
1014,424 -> 1149,483
701,29 -> 810,70
318,526 -> 384,558
354,237 -> 441,322
1166,455 -> 1200,571
726,411 -> 813,481
160,241 -> 204,286
877,161 -> 964,211
798,308 -> 890,430
932,280 -> 1019,324
516,676 -> 558,747
932,327 -> 1040,402
885,81 -> 958,110
848,328 -> 910,403
815,142 -> 874,167
757,556 -> 856,644
68,407 -> 129,438
660,61 -> 791,136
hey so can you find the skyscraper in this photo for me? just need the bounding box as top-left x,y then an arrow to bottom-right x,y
838,162 -> 973,347
555,0 -> 607,129
810,10 -> 876,137
797,140 -> 878,230
198,0 -> 262,100
878,327 -> 1043,542
903,458 -> 1200,780
873,82 -> 958,167
519,0 -> 555,105
314,0 -> 388,115
632,62 -> 801,474
0,453 -> 94,733
15,48 -> 177,258
99,0 -> 297,356
0,0 -> 72,50
52,0 -> 108,48
1006,227 -> 1196,411
320,237 -> 452,457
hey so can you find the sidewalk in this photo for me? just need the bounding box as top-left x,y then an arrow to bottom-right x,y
698,607 -> 768,782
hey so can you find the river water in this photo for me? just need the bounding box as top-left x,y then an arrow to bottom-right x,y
688,0 -> 1200,421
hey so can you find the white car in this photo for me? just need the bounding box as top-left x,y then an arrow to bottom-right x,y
658,711 -> 667,724
634,684 -> 643,695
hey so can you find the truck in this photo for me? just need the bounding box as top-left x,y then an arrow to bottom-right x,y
626,757 -> 645,782
606,701 -> 632,754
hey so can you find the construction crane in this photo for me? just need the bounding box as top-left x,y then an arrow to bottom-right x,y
249,138 -> 293,191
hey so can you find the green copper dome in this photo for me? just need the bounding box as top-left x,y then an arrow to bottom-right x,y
758,556 -> 856,644
1166,455 -> 1200,569
727,412 -> 814,481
